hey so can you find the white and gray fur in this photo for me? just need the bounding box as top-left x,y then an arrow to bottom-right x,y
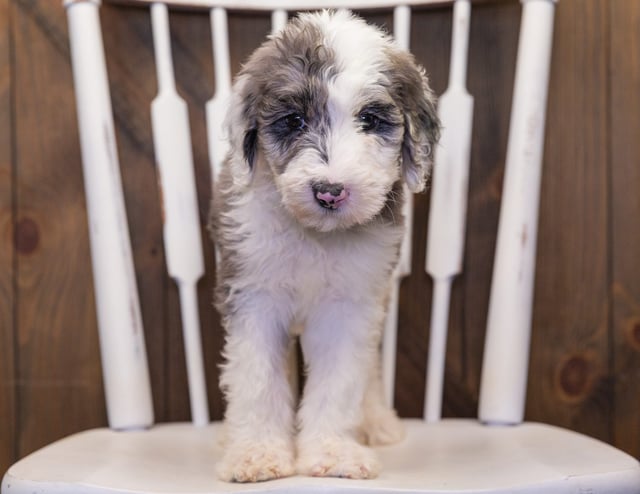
210,10 -> 439,483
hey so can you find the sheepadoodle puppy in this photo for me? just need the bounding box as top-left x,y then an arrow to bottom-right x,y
210,9 -> 439,483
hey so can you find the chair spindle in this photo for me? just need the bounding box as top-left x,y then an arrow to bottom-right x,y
150,3 -> 209,426
65,0 -> 154,430
479,0 -> 556,425
424,0 -> 473,422
206,7 -> 232,185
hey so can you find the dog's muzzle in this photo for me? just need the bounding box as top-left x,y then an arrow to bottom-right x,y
312,181 -> 349,210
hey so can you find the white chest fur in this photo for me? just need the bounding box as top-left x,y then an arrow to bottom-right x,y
220,171 -> 402,329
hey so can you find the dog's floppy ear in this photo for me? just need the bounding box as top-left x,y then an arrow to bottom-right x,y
387,51 -> 440,193
225,73 -> 260,177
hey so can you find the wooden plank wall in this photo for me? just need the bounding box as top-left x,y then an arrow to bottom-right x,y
10,0 -> 107,460
610,0 -> 640,456
531,0 -> 613,442
0,0 -> 14,475
1,0 -> 639,477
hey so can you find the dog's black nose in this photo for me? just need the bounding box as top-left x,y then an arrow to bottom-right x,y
312,181 -> 348,210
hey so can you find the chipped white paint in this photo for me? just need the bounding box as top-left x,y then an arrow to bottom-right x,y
65,0 -> 154,430
479,0 -> 556,425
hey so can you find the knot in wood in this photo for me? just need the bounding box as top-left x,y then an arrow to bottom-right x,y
14,217 -> 40,255
558,355 -> 591,401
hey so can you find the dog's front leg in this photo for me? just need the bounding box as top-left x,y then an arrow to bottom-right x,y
296,300 -> 382,479
216,294 -> 295,482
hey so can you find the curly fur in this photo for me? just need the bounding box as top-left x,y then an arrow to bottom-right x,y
210,10 -> 439,482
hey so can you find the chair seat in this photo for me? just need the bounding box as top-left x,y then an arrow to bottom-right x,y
3,418 -> 639,494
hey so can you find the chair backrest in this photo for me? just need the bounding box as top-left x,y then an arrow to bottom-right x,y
64,0 -> 555,431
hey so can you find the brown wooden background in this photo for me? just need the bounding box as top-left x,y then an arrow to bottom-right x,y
1,0 -> 639,477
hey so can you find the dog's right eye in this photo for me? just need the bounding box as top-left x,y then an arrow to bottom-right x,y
283,113 -> 306,132
359,112 -> 380,132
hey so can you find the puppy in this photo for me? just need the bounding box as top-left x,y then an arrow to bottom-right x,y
210,10 -> 439,483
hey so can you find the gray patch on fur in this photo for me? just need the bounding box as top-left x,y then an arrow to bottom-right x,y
233,16 -> 339,174
382,48 -> 440,192
208,162 -> 245,316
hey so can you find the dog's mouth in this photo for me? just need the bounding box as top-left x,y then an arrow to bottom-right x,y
280,181 -> 391,234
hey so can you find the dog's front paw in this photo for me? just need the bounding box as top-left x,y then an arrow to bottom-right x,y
297,436 -> 380,479
216,440 -> 295,483
361,406 -> 406,446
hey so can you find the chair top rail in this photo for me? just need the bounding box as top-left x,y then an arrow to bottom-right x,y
86,0 -> 501,11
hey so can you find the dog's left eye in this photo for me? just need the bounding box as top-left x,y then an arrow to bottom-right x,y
359,112 -> 380,132
284,113 -> 306,132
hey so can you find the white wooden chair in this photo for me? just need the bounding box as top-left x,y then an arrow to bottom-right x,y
3,0 -> 640,493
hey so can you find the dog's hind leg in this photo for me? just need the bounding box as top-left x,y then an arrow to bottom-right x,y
359,351 -> 406,446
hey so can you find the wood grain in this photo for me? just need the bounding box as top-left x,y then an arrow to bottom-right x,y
0,0 -> 16,477
12,0 -> 106,457
527,0 -> 612,443
609,0 -> 640,458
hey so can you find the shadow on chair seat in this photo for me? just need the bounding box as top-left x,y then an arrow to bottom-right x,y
3,419 -> 640,494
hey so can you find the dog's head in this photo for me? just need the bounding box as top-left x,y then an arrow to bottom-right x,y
226,10 -> 439,232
